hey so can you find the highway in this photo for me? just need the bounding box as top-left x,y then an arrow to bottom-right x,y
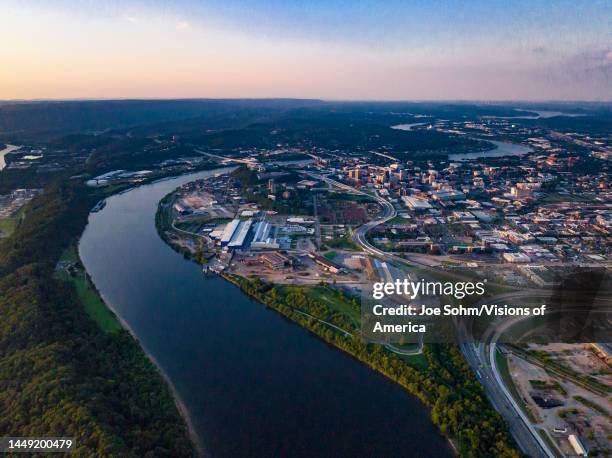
459,293 -> 610,457
457,297 -> 555,458
194,148 -> 256,165
309,172 -> 556,457
305,172 -> 402,262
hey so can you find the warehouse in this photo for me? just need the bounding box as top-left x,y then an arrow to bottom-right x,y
401,196 -> 432,211
308,252 -> 343,274
220,219 -> 241,246
250,221 -> 280,250
259,252 -> 289,270
228,219 -> 253,248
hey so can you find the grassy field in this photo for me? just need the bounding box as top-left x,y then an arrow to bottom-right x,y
388,214 -> 410,224
304,286 -> 361,326
0,206 -> 26,238
324,232 -> 360,251
0,216 -> 18,237
296,285 -> 429,367
399,352 -> 429,369
277,284 -> 361,328
55,245 -> 122,333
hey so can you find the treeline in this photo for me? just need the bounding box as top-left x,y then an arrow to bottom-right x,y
0,181 -> 193,456
188,109 -> 491,155
225,275 -> 521,458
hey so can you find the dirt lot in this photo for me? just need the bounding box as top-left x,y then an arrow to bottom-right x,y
531,343 -> 612,386
229,252 -> 363,286
507,344 -> 611,455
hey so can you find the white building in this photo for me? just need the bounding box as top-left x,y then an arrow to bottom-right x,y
568,434 -> 587,457
220,219 -> 241,246
503,252 -> 531,263
228,219 -> 253,248
401,196 -> 432,211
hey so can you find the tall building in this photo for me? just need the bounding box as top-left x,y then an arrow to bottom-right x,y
348,168 -> 361,181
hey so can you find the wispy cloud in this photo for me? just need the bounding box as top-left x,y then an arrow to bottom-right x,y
530,47 -> 612,99
124,15 -> 140,24
176,20 -> 190,30
564,48 -> 612,81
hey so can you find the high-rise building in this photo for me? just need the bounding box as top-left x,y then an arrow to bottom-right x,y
348,168 -> 362,181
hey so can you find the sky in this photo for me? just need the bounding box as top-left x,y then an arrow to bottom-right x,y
1,0 -> 610,101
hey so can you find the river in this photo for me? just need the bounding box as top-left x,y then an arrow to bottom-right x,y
391,122 -> 429,131
0,144 -> 20,170
79,169 -> 453,458
449,139 -> 532,161
389,124 -> 532,161
483,109 -> 587,120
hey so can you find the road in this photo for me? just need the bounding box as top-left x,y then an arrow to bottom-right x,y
311,171 -> 556,457
457,297 -> 555,458
306,171 -> 612,457
458,291 -> 610,457
312,192 -> 321,249
194,148 -> 255,165
305,172 -> 401,261
306,172 -> 486,273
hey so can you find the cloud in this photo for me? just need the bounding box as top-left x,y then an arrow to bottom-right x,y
531,47 -> 612,98
124,16 -> 140,24
565,48 -> 612,79
176,20 -> 190,30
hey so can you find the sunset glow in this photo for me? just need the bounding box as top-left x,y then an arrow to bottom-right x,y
1,0 -> 610,100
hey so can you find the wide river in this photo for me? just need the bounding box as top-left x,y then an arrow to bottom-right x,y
448,139 -> 532,161
390,124 -> 532,161
79,169 -> 453,458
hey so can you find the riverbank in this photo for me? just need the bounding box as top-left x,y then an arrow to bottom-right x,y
56,244 -> 205,456
82,168 -> 461,457
218,273 -> 519,457
151,174 -> 520,457
449,139 -> 532,161
0,179 -> 195,456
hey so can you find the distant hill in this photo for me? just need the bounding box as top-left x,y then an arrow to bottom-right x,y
0,99 -> 323,141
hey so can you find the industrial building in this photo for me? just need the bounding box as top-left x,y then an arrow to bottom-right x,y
401,196 -> 432,211
502,252 -> 531,263
220,219 -> 241,246
228,219 -> 253,248
568,434 -> 588,457
431,189 -> 465,201
308,252 -> 343,274
250,221 -> 280,250
259,252 -> 289,270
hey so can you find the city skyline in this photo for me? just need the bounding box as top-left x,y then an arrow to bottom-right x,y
2,0 -> 610,101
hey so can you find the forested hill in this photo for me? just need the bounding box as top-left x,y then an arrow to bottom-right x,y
0,99 -> 322,141
0,181 -> 194,456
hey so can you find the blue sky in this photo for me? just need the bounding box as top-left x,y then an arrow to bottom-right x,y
2,0 -> 610,100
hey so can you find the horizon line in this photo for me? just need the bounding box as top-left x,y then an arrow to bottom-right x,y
1,97 -> 611,105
